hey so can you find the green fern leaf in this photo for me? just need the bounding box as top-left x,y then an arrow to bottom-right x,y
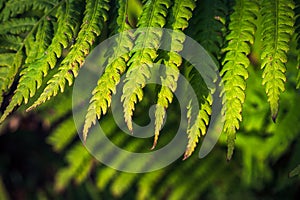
220,0 -> 258,160
184,95 -> 212,159
0,53 -> 15,105
54,142 -> 93,191
153,0 -> 196,148
0,35 -> 23,51
182,0 -> 227,159
27,0 -> 110,112
260,0 -> 295,121
0,17 -> 37,34
121,0 -> 171,132
0,0 -> 58,21
47,117 -> 77,152
82,0 -> 132,140
0,0 -> 82,122
189,0 -> 227,65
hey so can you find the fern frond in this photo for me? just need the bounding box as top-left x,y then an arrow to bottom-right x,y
0,35 -> 23,51
153,0 -> 196,148
0,17 -> 37,34
0,0 -> 58,21
296,0 -> 300,89
25,19 -> 53,64
189,0 -> 227,64
27,0 -> 110,112
0,50 -> 23,106
0,53 -> 15,105
182,0 -> 227,159
184,94 -> 212,159
137,170 -> 165,200
47,117 -> 77,152
54,142 -> 93,191
121,0 -> 171,132
0,0 -> 82,122
220,0 -> 258,160
260,0 -> 295,121
82,0 -> 131,140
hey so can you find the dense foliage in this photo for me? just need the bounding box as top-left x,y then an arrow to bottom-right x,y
0,0 -> 299,199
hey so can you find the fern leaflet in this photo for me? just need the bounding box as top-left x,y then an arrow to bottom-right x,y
121,0 -> 171,132
0,0 -> 81,122
182,0 -> 227,159
220,0 -> 258,160
0,0 -> 58,21
0,17 -> 37,34
28,0 -> 110,111
82,0 -> 132,140
152,0 -> 196,148
260,0 -> 295,121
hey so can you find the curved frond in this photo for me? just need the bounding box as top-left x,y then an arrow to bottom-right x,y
0,0 -> 82,122
184,94 -> 212,159
28,0 -> 110,111
153,0 -> 196,148
220,0 -> 258,160
82,0 -> 132,140
121,0 -> 171,132
260,0 -> 295,121
182,0 -> 227,159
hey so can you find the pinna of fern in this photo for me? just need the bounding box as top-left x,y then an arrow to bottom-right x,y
220,0 -> 259,160
82,0 -> 133,140
0,0 -> 84,122
121,0 -> 172,133
153,0 -> 196,149
260,0 -> 295,122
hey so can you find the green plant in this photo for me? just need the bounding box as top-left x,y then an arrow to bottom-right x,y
0,0 -> 300,199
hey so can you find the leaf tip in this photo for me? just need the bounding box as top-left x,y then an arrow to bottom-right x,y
271,113 -> 277,123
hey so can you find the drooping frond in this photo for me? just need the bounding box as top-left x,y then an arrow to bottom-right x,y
189,0 -> 227,65
121,0 -> 171,132
260,0 -> 295,121
82,0 -> 132,140
184,94 -> 212,159
0,0 -> 59,21
153,0 -> 196,148
0,0 -> 82,122
182,0 -> 227,159
220,0 -> 258,160
27,0 -> 110,111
